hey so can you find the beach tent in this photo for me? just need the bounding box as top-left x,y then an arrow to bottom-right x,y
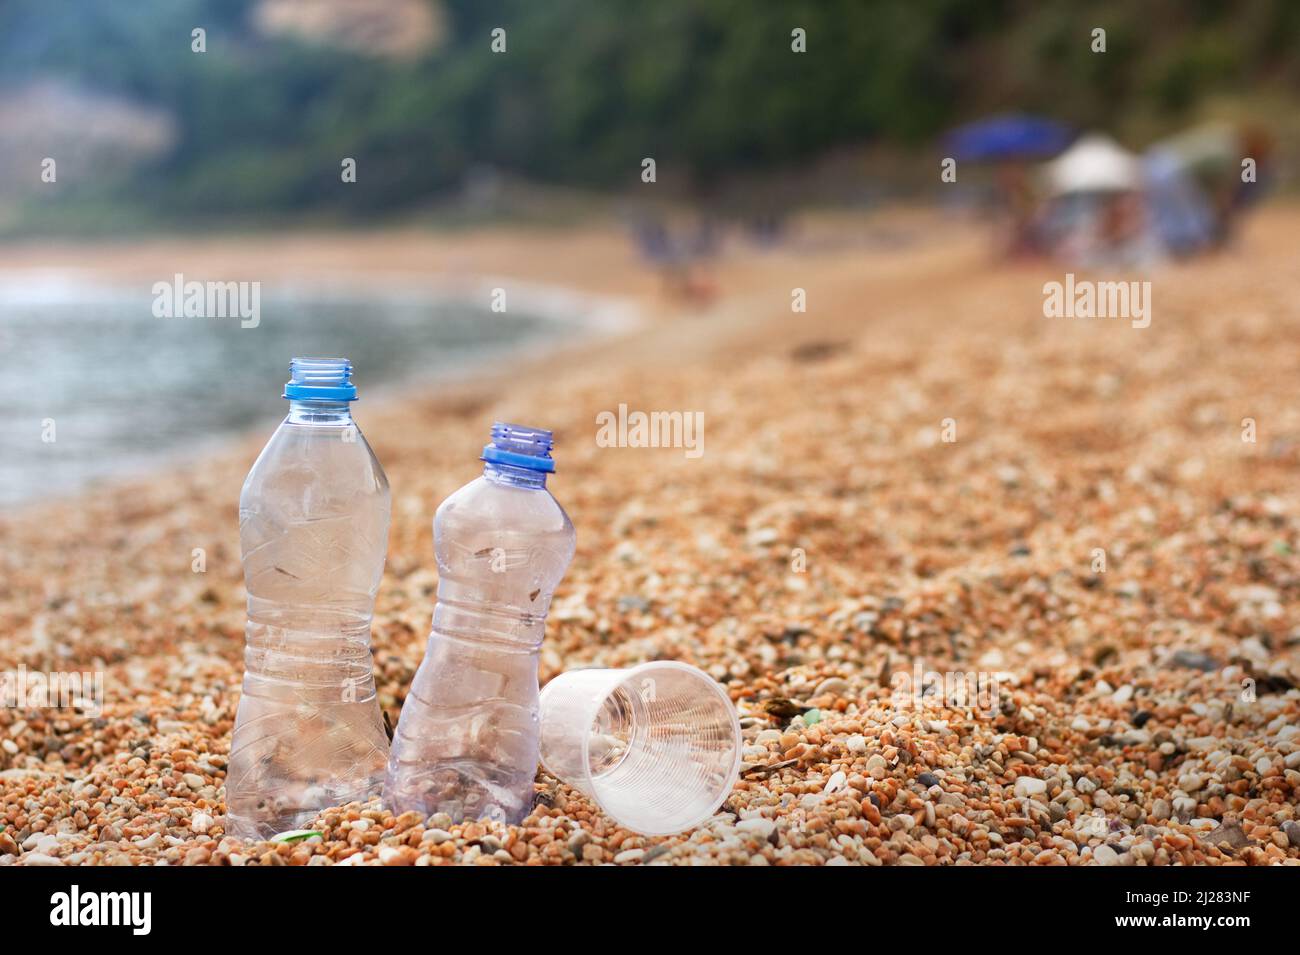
1140,122 -> 1243,254
943,114 -> 1074,162
1042,133 -> 1142,196
1149,122 -> 1239,182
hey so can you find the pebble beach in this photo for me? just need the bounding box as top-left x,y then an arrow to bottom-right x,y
2,209 -> 1299,866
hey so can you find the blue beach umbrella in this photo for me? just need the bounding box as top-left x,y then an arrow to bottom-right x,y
944,114 -> 1075,162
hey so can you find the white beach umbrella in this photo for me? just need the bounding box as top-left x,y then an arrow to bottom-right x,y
1043,133 -> 1142,196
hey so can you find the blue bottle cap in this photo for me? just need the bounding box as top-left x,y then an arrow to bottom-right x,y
481,422 -> 556,473
283,357 -> 358,401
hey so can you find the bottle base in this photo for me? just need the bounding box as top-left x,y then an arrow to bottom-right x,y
383,762 -> 534,826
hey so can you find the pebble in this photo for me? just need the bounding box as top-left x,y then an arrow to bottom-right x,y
1284,822 -> 1300,849
567,830 -> 591,854
614,848 -> 645,864
1014,777 -> 1047,798
813,677 -> 851,698
1076,816 -> 1107,838
1092,844 -> 1119,866
823,771 -> 847,795
737,818 -> 776,840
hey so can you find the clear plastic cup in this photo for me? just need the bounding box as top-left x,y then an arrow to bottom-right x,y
538,661 -> 742,836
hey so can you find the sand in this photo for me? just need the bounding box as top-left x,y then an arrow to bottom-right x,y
1,206 -> 1298,865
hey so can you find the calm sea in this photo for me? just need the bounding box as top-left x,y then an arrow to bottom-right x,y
0,276 -> 609,507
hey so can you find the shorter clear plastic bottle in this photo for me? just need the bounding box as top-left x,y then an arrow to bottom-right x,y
384,423 -> 575,824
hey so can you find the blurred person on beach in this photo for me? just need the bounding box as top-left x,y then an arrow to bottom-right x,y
629,213 -> 720,307
997,162 -> 1050,259
1037,133 -> 1163,268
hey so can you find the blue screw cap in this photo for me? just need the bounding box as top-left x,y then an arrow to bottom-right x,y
481,422 -> 556,473
283,357 -> 358,401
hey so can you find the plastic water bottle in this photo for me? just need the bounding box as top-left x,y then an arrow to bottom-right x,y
226,358 -> 392,841
384,423 -> 575,824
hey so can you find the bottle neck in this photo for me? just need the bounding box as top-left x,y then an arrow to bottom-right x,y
483,461 -> 548,489
287,399 -> 354,425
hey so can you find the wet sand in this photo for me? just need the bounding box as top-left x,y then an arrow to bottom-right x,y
1,206 -> 1298,865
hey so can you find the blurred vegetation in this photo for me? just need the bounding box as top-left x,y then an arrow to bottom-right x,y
1,0 -> 1297,231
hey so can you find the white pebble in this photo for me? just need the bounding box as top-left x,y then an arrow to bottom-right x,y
1014,776 -> 1047,798
1092,844 -> 1119,866
736,818 -> 776,840
1076,815 -> 1107,838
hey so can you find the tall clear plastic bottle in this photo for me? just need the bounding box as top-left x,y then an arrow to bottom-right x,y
384,423 -> 575,824
226,358 -> 392,841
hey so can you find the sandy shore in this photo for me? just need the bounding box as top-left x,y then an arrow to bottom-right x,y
2,206 -> 1299,865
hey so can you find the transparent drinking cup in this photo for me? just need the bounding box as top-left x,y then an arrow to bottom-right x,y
538,661 -> 742,836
